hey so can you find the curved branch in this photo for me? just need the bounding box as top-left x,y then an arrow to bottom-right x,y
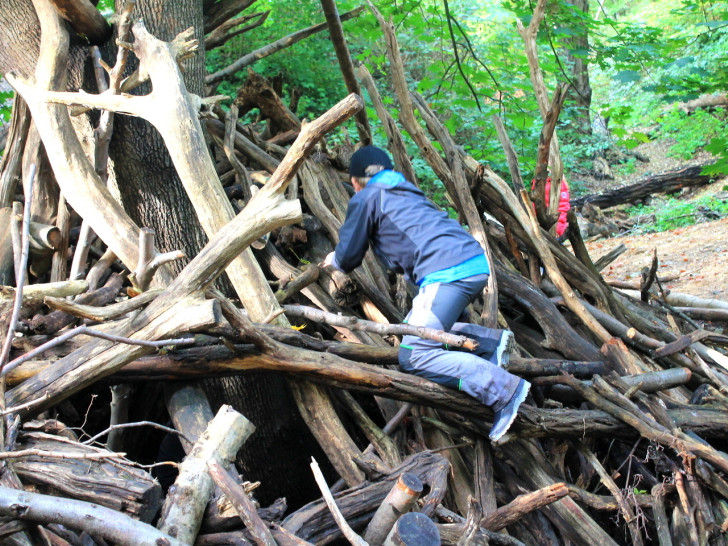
443,0 -> 481,111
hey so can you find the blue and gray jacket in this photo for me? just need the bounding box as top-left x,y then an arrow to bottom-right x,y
331,170 -> 488,285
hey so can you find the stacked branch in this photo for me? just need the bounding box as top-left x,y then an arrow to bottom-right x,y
1,1 -> 728,545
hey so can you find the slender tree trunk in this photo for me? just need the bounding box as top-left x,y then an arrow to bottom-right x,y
564,0 -> 592,135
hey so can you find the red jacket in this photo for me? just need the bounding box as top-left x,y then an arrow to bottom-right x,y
531,177 -> 571,237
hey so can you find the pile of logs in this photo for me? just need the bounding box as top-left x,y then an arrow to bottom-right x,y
1,0 -> 728,545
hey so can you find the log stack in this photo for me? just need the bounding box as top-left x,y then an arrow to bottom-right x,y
0,1 -> 727,545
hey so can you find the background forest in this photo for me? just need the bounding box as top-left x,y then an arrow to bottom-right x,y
200,0 -> 728,200
3,0 -> 727,199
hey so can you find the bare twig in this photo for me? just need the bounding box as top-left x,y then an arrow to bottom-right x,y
1,324 -> 195,378
1,164 -> 35,371
83,420 -> 191,446
310,457 -> 368,546
0,393 -> 51,416
0,448 -> 126,461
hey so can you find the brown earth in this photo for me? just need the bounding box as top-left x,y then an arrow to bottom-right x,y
584,216 -> 728,301
573,139 -> 728,303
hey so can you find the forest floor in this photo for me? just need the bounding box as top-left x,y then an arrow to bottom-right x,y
573,139 -> 728,302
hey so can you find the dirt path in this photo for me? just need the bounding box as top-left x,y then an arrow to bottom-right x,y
585,217 -> 728,302
572,137 -> 728,304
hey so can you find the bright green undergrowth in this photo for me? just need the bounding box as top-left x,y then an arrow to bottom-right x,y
625,190 -> 728,233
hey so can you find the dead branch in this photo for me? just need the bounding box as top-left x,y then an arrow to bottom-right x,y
43,288 -> 164,322
310,457 -> 367,546
321,0 -> 371,145
282,304 -> 478,350
0,166 -> 34,371
207,458 -> 277,546
157,405 -> 255,544
480,482 -> 569,532
206,7 -> 365,86
0,485 -> 182,545
205,10 -> 270,50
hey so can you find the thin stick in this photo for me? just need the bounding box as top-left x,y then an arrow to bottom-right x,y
1,324 -> 195,378
83,420 -> 190,446
310,457 -> 368,546
284,304 -> 478,350
0,393 -> 51,416
10,202 -> 22,282
0,164 -> 36,371
0,448 -> 126,461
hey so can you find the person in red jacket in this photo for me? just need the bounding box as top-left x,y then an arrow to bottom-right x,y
531,176 -> 571,241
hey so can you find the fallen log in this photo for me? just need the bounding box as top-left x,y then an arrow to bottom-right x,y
0,485 -> 185,546
679,92 -> 728,113
572,164 -> 714,209
11,428 -> 161,523
78,348 -> 728,439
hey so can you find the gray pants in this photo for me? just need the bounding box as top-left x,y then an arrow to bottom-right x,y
398,274 -> 520,411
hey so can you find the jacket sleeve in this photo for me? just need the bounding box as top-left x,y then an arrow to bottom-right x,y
332,193 -> 375,273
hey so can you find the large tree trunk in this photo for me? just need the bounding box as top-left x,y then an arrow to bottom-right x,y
106,0 -> 209,271
0,0 -> 332,510
105,0 -> 327,509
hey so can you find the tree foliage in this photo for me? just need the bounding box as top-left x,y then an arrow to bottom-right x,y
3,0 -> 727,181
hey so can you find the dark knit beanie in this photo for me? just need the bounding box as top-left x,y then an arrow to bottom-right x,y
349,145 -> 393,177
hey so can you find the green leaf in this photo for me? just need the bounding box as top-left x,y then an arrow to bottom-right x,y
552,26 -> 577,37
702,159 -> 728,176
613,70 -> 642,83
705,137 -> 728,155
612,127 -> 628,139
696,20 -> 728,29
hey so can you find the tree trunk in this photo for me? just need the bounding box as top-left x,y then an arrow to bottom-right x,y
563,0 -> 592,135
103,0 -> 336,510
107,0 -> 209,274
